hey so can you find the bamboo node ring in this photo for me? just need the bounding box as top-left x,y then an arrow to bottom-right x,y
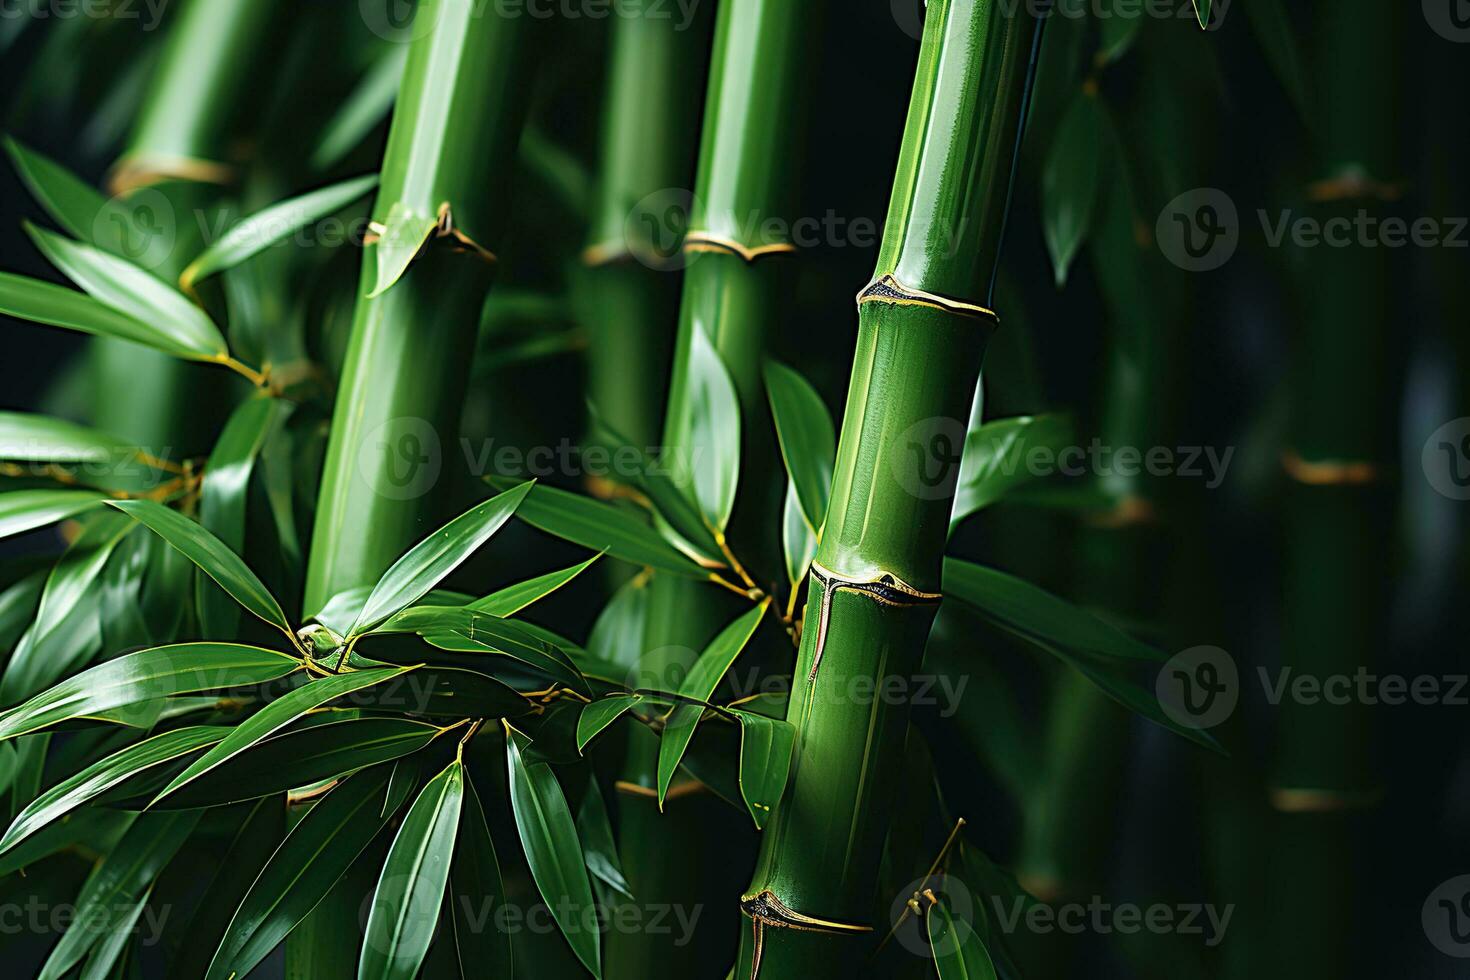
857,274 -> 999,325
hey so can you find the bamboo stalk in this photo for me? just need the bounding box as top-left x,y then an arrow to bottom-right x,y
736,2 -> 1042,975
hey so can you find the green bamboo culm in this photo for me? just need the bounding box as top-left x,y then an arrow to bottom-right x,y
92,0 -> 285,450
1272,1 -> 1402,975
304,0 -> 539,614
608,1 -> 817,974
576,0 -> 711,449
737,1 -> 1042,975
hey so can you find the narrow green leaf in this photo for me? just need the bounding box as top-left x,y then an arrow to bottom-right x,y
0,807 -> 135,878
764,360 -> 836,532
928,899 -> 1000,980
3,137 -> 111,245
656,600 -> 769,805
37,811 -> 200,980
781,481 -> 817,587
369,201 -> 439,298
349,481 -> 533,636
152,667 -> 412,804
576,776 -> 632,899
0,272 -> 194,356
1041,93 -> 1104,286
467,554 -> 601,617
360,758 -> 464,980
313,46 -> 409,171
25,222 -> 228,358
181,175 -> 379,290
205,767 -> 399,980
0,643 -> 302,741
586,574 -> 650,672
0,726 -> 224,854
197,394 -> 288,637
449,773 -> 513,976
0,488 -> 106,539
677,326 -> 741,531
380,605 -> 586,692
155,717 -> 442,809
1193,0 -> 1211,29
576,694 -> 640,752
107,498 -> 291,634
0,411 -> 137,464
487,476 -> 710,578
730,709 -> 795,830
506,730 -> 601,978
78,883 -> 151,980
951,414 -> 1076,530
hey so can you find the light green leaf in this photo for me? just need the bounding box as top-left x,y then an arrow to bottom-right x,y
730,709 -> 795,830
107,498 -> 291,634
1041,93 -> 1104,287
152,667 -> 412,804
369,201 -> 439,298
0,488 -> 106,539
657,600 -> 769,805
586,574 -> 651,673
678,326 -> 741,531
25,222 -> 228,358
205,767 -> 400,980
0,726 -> 224,855
764,360 -> 835,532
576,694 -> 640,752
181,175 -> 379,291
0,272 -> 188,357
350,481 -> 533,636
0,411 -> 137,464
313,46 -> 409,171
506,729 -> 601,978
781,482 -> 817,587
361,758 -> 464,980
951,414 -> 1076,530
487,476 -> 711,578
0,643 -> 302,741
928,899 -> 1000,980
468,553 -> 601,617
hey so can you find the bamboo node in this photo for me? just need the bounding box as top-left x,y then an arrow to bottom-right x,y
683,231 -> 797,264
1280,449 -> 1383,486
805,562 -> 942,687
738,889 -> 873,935
857,274 -> 999,326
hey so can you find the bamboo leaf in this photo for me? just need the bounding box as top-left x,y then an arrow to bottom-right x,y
0,642 -> 301,741
313,46 -> 409,171
3,137 -> 111,246
25,222 -> 228,358
576,694 -> 640,752
205,767 -> 400,980
37,811 -> 200,980
927,899 -> 999,980
782,481 -> 818,587
467,553 -> 601,617
155,717 -> 443,809
1041,93 -> 1103,287
951,414 -> 1075,530
0,272 -> 192,357
506,729 -> 601,978
349,481 -> 534,636
78,883 -> 151,980
1193,0 -> 1211,29
361,758 -> 464,980
108,498 -> 291,634
656,600 -> 769,805
730,709 -> 795,830
487,476 -> 711,578
576,775 -> 633,899
0,488 -> 107,539
181,174 -> 379,290
369,201 -> 439,298
586,574 -> 651,672
0,411 -> 138,464
764,360 -> 836,532
678,326 -> 741,531
152,667 -> 412,805
379,606 -> 586,693
448,773 -> 513,977
197,394 -> 288,637
0,726 -> 222,854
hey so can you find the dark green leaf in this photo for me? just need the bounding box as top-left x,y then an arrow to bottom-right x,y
1041,93 -> 1104,286
381,605 -> 587,693
730,709 -> 795,830
1193,0 -> 1210,29
448,773 -> 513,977
928,898 -> 1000,980
3,137 -> 111,245
313,46 -> 408,171
576,694 -> 640,752
467,554 -> 600,617
586,574 -> 651,672
951,414 -> 1075,530
576,776 -> 632,899
360,758 -> 464,980
764,360 -> 836,532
